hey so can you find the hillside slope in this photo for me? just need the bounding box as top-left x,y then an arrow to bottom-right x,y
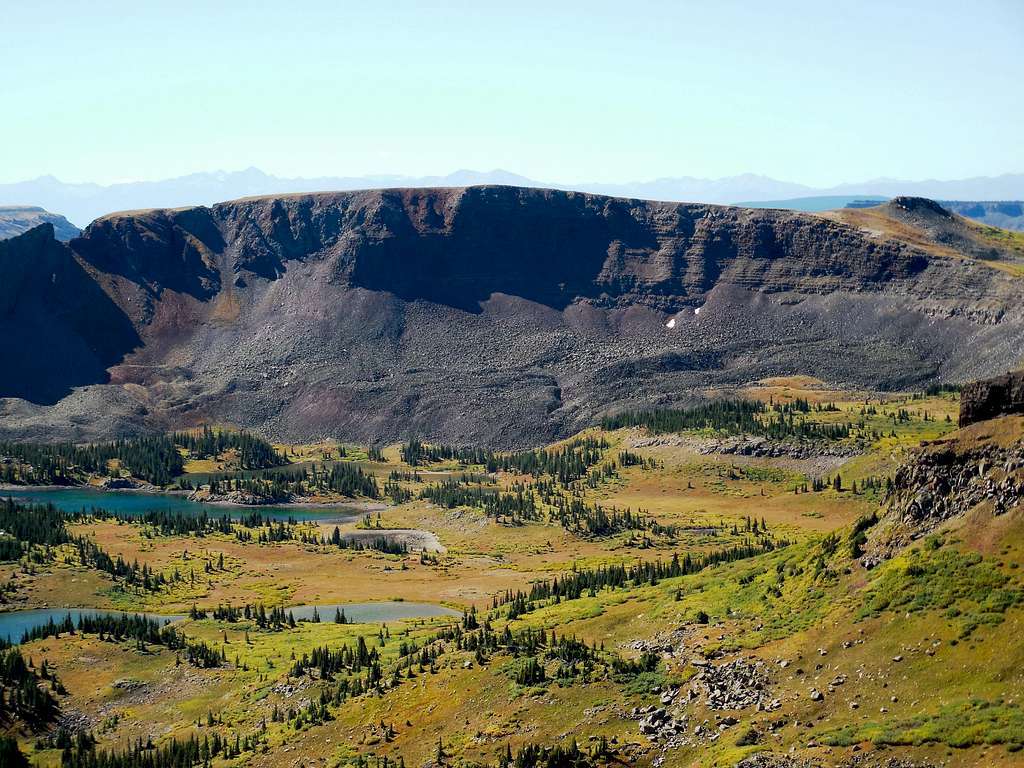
0,205 -> 80,241
823,196 -> 1024,267
1,187 -> 1023,446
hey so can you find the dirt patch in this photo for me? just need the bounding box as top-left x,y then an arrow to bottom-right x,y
338,528 -> 445,553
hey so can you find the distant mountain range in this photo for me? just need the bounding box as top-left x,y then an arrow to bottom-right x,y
1,167 -> 1022,228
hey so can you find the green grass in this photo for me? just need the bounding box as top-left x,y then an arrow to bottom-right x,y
857,539 -> 1023,637
819,699 -> 1024,749
13,407 -> 1024,768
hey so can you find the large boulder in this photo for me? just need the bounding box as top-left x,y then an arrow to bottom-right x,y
959,370 -> 1024,427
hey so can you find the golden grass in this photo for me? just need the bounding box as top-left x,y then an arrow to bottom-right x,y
12,388 -> 1022,767
821,207 -> 1024,277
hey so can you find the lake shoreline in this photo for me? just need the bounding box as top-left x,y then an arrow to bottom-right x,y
1,484 -> 387,511
198,497 -> 387,511
0,602 -> 460,642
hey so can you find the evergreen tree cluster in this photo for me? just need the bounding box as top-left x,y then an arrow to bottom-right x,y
601,398 -> 853,441
399,436 -> 610,491
325,527 -> 410,555
289,635 -> 379,679
200,602 -> 298,630
419,479 -> 540,525
431,616 -> 646,692
617,450 -> 657,469
497,740 -> 596,768
399,439 -> 486,467
418,475 -> 671,538
65,506 -> 236,538
203,461 -> 378,500
185,640 -> 225,668
793,472 -> 891,496
69,536 -> 187,594
0,436 -> 184,486
57,731 -> 203,768
548,496 -> 672,538
383,481 -> 414,504
484,437 -> 610,487
0,500 -> 70,550
495,537 -> 784,618
172,425 -> 285,470
19,612 -> 184,650
0,501 -> 203,593
0,645 -> 60,725
0,735 -> 28,768
921,382 -> 962,396
346,741 -> 599,768
52,714 -> 269,766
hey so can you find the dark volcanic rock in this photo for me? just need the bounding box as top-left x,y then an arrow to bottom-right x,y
0,224 -> 141,404
1,186 -> 1023,446
960,370 -> 1024,427
868,418 -> 1024,562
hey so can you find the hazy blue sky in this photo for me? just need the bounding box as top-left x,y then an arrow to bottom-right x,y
3,1 -> 1021,186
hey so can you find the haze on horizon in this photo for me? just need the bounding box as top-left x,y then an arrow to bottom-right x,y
2,0 -> 1022,188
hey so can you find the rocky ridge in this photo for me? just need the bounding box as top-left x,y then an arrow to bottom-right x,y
2,186 -> 1023,446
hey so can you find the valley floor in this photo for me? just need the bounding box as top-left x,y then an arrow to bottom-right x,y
2,381 -> 1022,767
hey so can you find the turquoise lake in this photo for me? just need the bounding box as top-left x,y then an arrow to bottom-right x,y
0,602 -> 458,643
0,608 -> 184,643
1,486 -> 361,522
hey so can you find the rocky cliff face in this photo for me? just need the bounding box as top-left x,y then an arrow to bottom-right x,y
960,370 -> 1024,427
1,186 -> 1023,445
0,224 -> 140,404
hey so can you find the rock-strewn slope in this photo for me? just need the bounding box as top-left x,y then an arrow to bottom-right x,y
1,186 -> 1023,446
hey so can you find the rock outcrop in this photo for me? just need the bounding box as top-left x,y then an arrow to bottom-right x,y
885,439 -> 1024,532
0,224 -> 141,404
1,186 -> 1023,446
869,414 -> 1024,560
959,370 -> 1024,427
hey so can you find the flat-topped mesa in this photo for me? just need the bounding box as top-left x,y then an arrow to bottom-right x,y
73,186 -> 941,309
65,186 -> 1011,303
188,186 -> 938,303
960,371 -> 1024,427
1,186 -> 1023,445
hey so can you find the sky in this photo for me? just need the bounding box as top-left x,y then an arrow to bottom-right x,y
2,0 -> 1022,186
